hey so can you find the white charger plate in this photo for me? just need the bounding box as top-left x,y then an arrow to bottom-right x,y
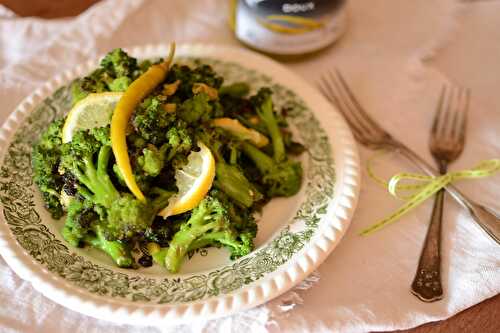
0,44 -> 360,325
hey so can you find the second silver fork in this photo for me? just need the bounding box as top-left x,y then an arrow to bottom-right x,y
411,86 -> 469,302
318,70 -> 500,244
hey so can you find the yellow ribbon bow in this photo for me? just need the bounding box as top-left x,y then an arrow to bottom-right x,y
361,153 -> 500,236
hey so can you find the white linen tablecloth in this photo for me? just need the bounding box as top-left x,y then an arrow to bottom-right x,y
0,0 -> 499,332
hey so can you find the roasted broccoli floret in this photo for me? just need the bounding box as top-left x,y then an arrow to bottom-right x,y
100,48 -> 137,78
144,216 -> 182,247
241,141 -> 302,197
166,64 -> 223,100
83,224 -> 134,268
33,50 -> 305,272
70,48 -> 139,104
108,76 -> 132,92
207,189 -> 257,258
214,161 -> 263,208
61,198 -> 96,247
179,93 -> 213,123
60,131 -> 119,207
59,128 -> 156,242
104,194 -> 156,240
165,127 -> 193,161
250,88 -> 286,162
198,129 -> 262,207
70,72 -> 108,105
137,144 -> 168,177
133,96 -> 176,145
151,196 -> 252,273
32,119 -> 64,218
61,197 -> 134,268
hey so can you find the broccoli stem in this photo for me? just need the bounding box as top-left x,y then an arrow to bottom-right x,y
79,146 -> 121,208
241,141 -> 274,174
149,231 -> 225,268
188,231 -> 237,251
214,162 -> 261,208
257,97 -> 285,162
219,82 -> 250,97
84,225 -> 133,268
164,221 -> 219,273
151,248 -> 167,267
242,141 -> 302,197
200,135 -> 262,207
151,240 -> 212,268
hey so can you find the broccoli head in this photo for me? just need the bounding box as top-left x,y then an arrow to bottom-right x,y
71,71 -> 109,105
137,144 -> 168,177
205,189 -> 256,259
108,76 -> 132,92
165,127 -> 193,161
60,128 -> 158,242
100,48 -> 138,78
71,49 -> 139,104
61,198 -> 96,246
166,64 -> 223,100
60,131 -> 120,208
103,194 -> 156,241
133,96 -> 176,145
32,119 -> 64,218
61,197 -> 134,268
152,196 -> 253,273
179,93 -> 213,123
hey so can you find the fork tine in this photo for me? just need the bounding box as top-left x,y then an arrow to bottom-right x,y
450,87 -> 462,139
458,88 -> 470,144
319,75 -> 341,107
318,73 -> 368,142
431,84 -> 469,157
431,85 -> 447,137
328,70 -> 382,138
334,69 -> 386,135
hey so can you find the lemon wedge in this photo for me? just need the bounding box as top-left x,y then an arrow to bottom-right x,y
212,117 -> 269,147
62,92 -> 123,143
159,142 -> 215,218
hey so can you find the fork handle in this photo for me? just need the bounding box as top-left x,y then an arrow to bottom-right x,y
411,188 -> 444,302
395,145 -> 500,244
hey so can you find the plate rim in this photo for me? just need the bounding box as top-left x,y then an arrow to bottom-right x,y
0,43 -> 360,325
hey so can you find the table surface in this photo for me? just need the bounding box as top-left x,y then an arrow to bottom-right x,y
0,1 -> 498,332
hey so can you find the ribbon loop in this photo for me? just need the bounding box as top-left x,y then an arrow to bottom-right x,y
361,154 -> 500,236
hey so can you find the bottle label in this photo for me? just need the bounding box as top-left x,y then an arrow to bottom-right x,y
234,0 -> 347,55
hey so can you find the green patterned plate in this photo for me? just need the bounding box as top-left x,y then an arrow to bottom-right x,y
0,44 -> 360,325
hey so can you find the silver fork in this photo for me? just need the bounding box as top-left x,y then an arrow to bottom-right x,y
318,70 -> 500,244
410,86 -> 468,302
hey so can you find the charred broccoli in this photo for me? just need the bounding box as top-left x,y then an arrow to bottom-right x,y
32,119 -> 65,218
241,141 -> 302,197
151,196 -> 253,273
32,48 -> 304,273
71,48 -> 140,104
250,88 -> 286,162
198,128 -> 263,208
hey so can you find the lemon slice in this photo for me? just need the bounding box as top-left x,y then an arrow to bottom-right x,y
62,92 -> 123,143
212,117 -> 269,147
159,142 -> 216,218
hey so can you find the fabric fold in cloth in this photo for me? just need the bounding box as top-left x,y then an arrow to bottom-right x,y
0,0 -> 499,332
